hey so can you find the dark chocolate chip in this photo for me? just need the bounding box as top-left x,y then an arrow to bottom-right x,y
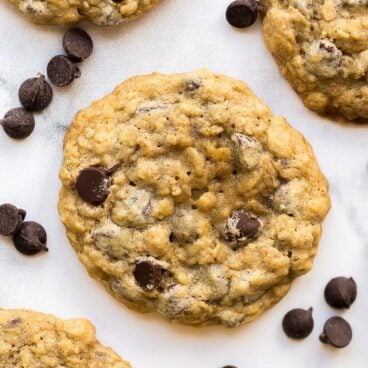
324,277 -> 357,309
226,0 -> 259,28
224,210 -> 261,243
319,316 -> 352,348
47,55 -> 81,87
222,366 -> 238,368
1,108 -> 35,139
13,221 -> 48,255
282,308 -> 314,339
0,204 -> 26,236
134,261 -> 165,291
63,28 -> 93,62
18,74 -> 53,112
75,167 -> 110,205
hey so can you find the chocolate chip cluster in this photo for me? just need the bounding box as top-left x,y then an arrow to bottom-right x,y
282,277 -> 357,348
1,28 -> 93,140
0,203 -> 47,255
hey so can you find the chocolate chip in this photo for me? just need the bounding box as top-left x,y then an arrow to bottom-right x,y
47,55 -> 81,87
226,0 -> 259,28
13,221 -> 48,255
4,318 -> 22,329
1,108 -> 35,139
222,366 -> 238,368
320,316 -> 352,348
63,28 -> 93,62
75,167 -> 110,205
184,79 -> 202,94
18,74 -> 52,112
134,261 -> 165,291
0,204 -> 26,236
324,277 -> 357,309
282,308 -> 314,339
224,210 -> 261,243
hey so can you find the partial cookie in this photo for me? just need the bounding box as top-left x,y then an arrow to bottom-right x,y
58,70 -> 330,327
0,309 -> 131,367
261,0 -> 368,121
7,0 -> 160,25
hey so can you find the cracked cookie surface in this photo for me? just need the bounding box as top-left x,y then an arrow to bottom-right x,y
261,0 -> 368,121
58,70 -> 330,327
7,0 -> 160,25
0,309 -> 131,368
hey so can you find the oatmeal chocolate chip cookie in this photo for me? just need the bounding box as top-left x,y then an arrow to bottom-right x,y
7,0 -> 160,25
58,70 -> 330,327
261,0 -> 368,121
0,309 -> 131,367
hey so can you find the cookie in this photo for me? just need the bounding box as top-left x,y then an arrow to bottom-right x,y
7,0 -> 160,25
0,309 -> 131,367
58,70 -> 330,327
261,0 -> 368,121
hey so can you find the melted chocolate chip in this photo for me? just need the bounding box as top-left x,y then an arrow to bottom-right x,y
1,108 -> 35,139
63,28 -> 93,62
320,41 -> 334,53
13,221 -> 48,255
4,318 -> 22,329
18,74 -> 53,112
224,210 -> 261,243
134,261 -> 165,291
0,204 -> 26,236
75,167 -> 110,205
282,308 -> 314,339
184,79 -> 202,94
226,0 -> 259,28
320,316 -> 352,348
47,55 -> 81,87
324,277 -> 357,309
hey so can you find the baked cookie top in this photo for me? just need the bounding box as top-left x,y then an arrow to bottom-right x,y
7,0 -> 160,25
261,0 -> 368,121
0,309 -> 131,368
58,70 -> 330,327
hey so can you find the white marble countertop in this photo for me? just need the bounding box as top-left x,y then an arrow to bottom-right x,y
0,0 -> 367,367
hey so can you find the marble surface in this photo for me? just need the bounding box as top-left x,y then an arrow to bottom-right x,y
0,0 -> 367,367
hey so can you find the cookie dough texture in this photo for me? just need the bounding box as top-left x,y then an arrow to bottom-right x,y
0,309 -> 131,368
58,70 -> 330,327
7,0 -> 160,25
261,0 -> 368,121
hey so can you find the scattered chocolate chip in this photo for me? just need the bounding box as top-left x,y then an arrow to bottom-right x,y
63,28 -> 93,62
222,366 -> 237,368
18,74 -> 53,112
75,167 -> 110,205
0,204 -> 26,236
47,55 -> 81,87
13,221 -> 48,255
282,308 -> 314,339
324,277 -> 357,309
0,108 -> 35,139
134,261 -> 165,291
224,210 -> 261,243
319,316 -> 352,348
226,0 -> 259,28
